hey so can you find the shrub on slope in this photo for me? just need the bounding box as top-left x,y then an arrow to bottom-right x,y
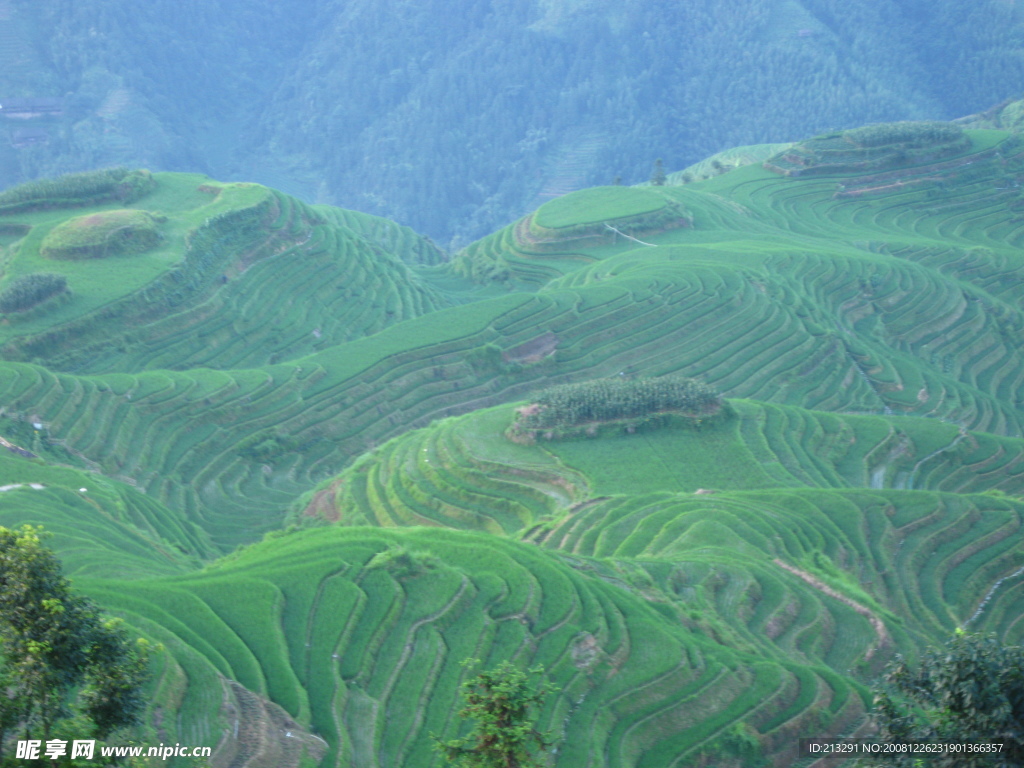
0,273 -> 68,313
0,168 -> 155,214
40,209 -> 163,260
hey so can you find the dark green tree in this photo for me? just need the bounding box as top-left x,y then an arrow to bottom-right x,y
868,631 -> 1024,768
0,525 -> 151,761
650,158 -> 666,186
435,660 -> 557,768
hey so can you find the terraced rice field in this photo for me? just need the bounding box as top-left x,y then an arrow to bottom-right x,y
1,123 -> 1023,766
85,527 -> 878,768
312,401 -> 1024,639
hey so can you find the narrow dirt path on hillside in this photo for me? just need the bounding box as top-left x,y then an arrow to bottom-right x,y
773,559 -> 891,658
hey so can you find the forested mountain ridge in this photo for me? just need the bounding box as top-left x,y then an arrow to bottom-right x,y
2,0 -> 1024,245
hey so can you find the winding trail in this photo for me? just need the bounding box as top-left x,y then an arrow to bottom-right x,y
773,559 -> 891,658
604,223 -> 656,246
964,564 -> 1024,627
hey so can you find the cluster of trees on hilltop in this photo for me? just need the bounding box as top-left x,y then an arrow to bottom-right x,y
515,375 -> 721,432
845,121 -> 964,148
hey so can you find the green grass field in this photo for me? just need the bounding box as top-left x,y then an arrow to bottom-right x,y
533,186 -> 668,229
0,122 -> 1023,766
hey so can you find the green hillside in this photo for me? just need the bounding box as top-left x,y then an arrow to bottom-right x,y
312,400 -> 1024,532
1,121 -> 1024,766
84,525 -> 879,768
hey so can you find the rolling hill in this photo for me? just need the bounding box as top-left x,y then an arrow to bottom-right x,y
0,118 -> 1023,766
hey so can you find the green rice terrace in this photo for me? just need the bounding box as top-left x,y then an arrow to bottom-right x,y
1,120 -> 1024,767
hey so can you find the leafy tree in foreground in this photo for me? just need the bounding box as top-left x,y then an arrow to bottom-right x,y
867,632 -> 1024,768
0,525 -> 151,763
435,660 -> 557,768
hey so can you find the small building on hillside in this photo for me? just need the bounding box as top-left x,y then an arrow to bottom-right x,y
11,126 -> 50,148
0,97 -> 64,118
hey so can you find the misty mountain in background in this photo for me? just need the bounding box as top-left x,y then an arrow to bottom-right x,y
2,0 -> 1023,246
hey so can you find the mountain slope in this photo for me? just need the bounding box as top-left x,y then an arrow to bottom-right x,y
0,120 -> 1023,766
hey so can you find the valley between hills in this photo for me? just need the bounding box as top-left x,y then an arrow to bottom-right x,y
1,118 -> 1024,767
